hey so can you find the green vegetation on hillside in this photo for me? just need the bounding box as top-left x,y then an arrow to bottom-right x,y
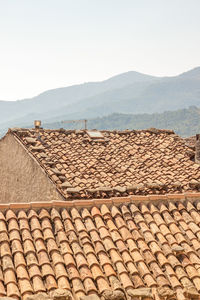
43,106 -> 200,137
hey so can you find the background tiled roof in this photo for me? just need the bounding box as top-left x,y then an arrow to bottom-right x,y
0,195 -> 200,299
11,128 -> 200,199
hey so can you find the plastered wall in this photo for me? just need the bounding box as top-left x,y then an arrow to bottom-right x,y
0,133 -> 63,203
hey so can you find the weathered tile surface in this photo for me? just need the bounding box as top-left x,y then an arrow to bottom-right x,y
10,128 -> 200,199
0,198 -> 200,299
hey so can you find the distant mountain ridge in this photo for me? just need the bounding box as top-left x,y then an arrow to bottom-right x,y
1,67 -> 200,132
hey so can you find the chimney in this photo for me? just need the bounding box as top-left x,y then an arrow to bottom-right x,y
34,120 -> 41,130
195,134 -> 200,163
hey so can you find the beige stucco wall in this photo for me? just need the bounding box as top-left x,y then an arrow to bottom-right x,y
0,133 -> 63,203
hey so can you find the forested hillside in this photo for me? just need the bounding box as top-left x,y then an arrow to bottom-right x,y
1,106 -> 200,138
42,106 -> 200,137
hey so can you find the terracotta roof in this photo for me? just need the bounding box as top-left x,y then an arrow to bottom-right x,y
184,136 -> 196,149
7,128 -> 200,199
0,194 -> 200,300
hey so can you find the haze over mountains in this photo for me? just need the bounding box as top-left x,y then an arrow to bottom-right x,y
1,67 -> 200,136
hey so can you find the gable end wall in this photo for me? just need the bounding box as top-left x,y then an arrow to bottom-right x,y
0,133 -> 63,203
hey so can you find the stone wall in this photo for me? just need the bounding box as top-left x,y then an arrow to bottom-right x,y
0,133 -> 63,203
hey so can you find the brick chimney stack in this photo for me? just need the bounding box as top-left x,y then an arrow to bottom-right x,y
195,134 -> 200,163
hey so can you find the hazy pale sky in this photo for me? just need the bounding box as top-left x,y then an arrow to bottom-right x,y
0,0 -> 200,100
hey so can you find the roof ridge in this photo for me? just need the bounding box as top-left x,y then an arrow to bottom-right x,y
0,192 -> 200,211
8,127 -> 176,135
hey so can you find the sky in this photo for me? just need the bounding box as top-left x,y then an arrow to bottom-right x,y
0,0 -> 200,100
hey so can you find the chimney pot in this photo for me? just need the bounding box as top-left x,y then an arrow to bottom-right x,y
34,120 -> 41,129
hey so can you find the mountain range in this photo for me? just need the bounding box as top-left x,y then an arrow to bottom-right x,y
1,67 -> 200,136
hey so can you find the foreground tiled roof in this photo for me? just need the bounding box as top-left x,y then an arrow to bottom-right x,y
9,128 -> 200,199
1,194 -> 200,299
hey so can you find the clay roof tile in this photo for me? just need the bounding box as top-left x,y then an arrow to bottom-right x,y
130,204 -> 140,214
91,207 -> 101,217
159,203 -> 169,214
4,269 -> 17,285
57,276 -> 71,291
23,240 -> 35,255
39,209 -> 51,219
149,204 -> 159,214
18,278 -> 33,295
41,264 -> 55,277
32,276 -> 46,293
51,251 -> 64,265
41,218 -> 52,230
120,272 -> 134,289
2,255 -> 14,271
96,277 -> 110,293
18,211 -> 28,219
6,282 -> 20,298
71,207 -> 81,220
104,264 -> 116,277
6,209 -> 17,221
21,228 -> 32,241
61,209 -> 71,220
81,208 -> 91,219
12,239 -> 23,254
100,204 -> 111,216
9,229 -> 21,241
14,252 -> 26,267
177,202 -> 187,212
0,241 -> 11,257
111,206 -> 121,218
121,204 -> 131,215
16,265 -> 29,280
54,263 -> 68,279
8,218 -> 19,232
43,228 -> 54,240
30,217 -> 41,231
28,209 -> 38,219
19,218 -> 30,230
140,204 -> 150,214
47,239 -> 59,254
168,202 -> 178,212
45,274 -> 58,291
186,201 -> 196,212
51,208 -> 61,220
